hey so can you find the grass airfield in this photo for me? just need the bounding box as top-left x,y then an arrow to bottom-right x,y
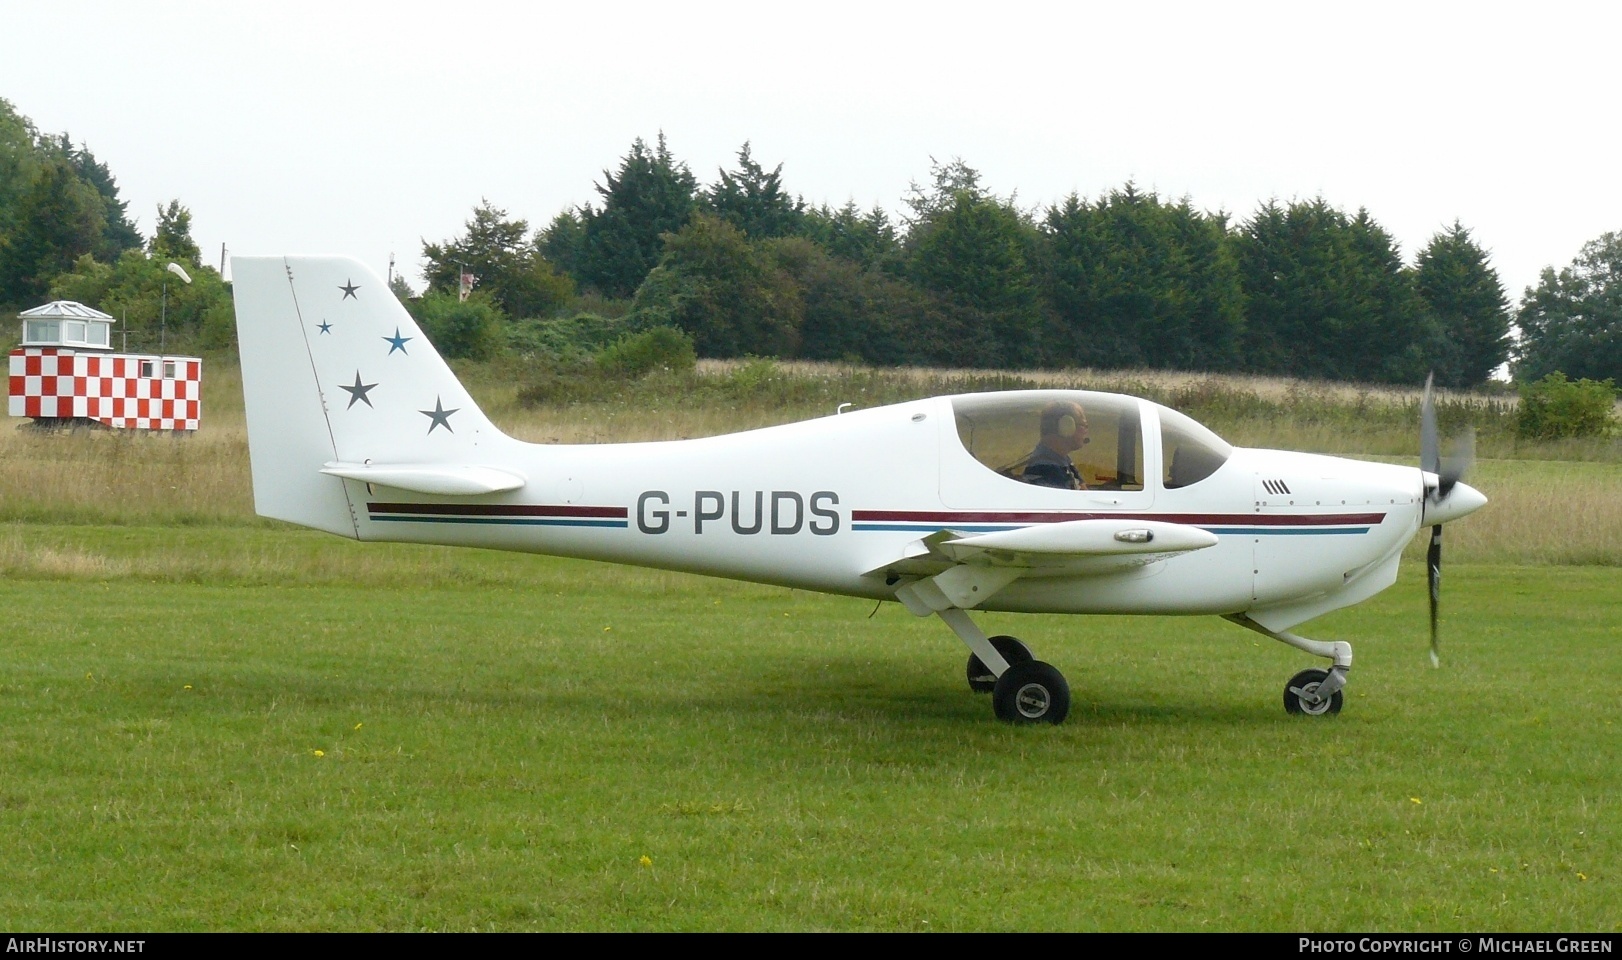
1,361 -> 1618,930
0,527 -> 1615,931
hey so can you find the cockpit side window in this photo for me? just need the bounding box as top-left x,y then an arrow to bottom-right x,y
952,392 -> 1144,491
1159,406 -> 1233,489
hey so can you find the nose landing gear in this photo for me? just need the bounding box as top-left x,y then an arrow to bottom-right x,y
1228,614 -> 1352,718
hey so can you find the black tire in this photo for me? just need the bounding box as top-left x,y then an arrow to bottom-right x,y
966,635 -> 1033,693
992,660 -> 1070,725
1283,668 -> 1343,716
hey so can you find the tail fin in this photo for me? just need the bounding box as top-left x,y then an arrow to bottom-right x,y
231,256 -> 513,536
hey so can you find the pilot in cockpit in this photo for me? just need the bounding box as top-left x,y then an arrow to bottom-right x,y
1017,400 -> 1090,490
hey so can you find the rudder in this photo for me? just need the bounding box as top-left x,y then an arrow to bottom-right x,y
231,256 -> 509,536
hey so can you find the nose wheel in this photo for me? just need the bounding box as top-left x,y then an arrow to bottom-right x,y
1283,667 -> 1344,716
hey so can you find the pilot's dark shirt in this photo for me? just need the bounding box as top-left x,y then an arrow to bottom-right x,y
1022,442 -> 1085,490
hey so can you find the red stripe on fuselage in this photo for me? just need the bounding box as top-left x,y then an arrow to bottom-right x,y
368,502 -> 628,518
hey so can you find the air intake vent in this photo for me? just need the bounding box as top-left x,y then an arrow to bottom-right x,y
1263,479 -> 1292,496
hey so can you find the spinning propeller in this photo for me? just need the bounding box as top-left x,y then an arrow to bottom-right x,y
1419,373 -> 1476,668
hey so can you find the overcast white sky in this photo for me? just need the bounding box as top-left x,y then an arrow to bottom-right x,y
4,0 -> 1617,301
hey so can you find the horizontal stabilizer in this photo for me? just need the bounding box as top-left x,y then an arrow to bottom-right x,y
320,461 -> 527,496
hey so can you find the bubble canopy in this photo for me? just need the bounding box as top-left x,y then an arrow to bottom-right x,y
949,390 -> 1232,492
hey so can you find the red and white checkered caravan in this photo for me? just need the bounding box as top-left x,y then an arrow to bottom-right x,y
7,300 -> 201,431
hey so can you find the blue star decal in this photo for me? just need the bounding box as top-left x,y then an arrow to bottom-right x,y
338,371 -> 378,409
420,395 -> 459,434
317,320 -> 332,334
384,328 -> 413,355
340,279 -> 360,300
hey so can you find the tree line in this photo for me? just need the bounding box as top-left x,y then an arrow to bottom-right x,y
418,136 -> 1549,388
1,94 -> 1615,390
0,98 -> 232,353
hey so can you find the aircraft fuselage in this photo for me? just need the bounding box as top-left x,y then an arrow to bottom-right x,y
341,396 -> 1424,631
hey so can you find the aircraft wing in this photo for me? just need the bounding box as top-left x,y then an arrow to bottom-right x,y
874,519 -> 1219,612
937,518 -> 1217,569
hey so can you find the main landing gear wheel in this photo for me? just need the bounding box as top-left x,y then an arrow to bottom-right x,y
1283,668 -> 1343,716
966,635 -> 1033,693
992,660 -> 1070,724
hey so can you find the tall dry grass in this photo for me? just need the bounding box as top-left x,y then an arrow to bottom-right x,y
1,365 -> 253,524
1398,459 -> 1622,566
0,424 -> 253,524
0,523 -> 570,587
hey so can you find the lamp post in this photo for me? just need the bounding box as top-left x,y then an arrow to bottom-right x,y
161,261 -> 192,352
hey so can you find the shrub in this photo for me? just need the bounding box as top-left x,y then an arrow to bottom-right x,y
515,327 -> 697,408
508,312 -> 628,359
1516,372 -> 1618,440
412,292 -> 505,361
595,326 -> 696,379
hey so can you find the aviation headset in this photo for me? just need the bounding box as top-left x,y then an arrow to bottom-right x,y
1042,403 -> 1089,444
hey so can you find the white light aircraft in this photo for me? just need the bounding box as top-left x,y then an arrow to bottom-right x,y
232,256 -> 1487,724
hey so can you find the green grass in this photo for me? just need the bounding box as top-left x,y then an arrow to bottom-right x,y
3,358 -> 1616,929
0,525 -> 1614,930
